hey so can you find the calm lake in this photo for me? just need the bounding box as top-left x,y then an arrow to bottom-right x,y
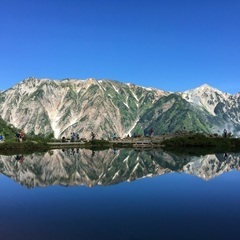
0,148 -> 240,240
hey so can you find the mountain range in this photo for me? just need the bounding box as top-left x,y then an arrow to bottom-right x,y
0,77 -> 239,139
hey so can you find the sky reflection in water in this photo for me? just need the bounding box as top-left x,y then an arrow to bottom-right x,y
0,149 -> 240,240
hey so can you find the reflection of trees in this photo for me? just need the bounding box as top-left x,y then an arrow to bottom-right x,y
0,149 -> 239,188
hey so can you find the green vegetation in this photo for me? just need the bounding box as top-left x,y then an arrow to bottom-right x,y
0,117 -> 52,154
82,139 -> 111,150
0,116 -> 19,140
26,132 -> 54,142
0,141 -> 49,155
162,133 -> 240,154
133,94 -> 224,136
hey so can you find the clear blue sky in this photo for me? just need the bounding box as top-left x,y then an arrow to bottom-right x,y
1,0 -> 240,93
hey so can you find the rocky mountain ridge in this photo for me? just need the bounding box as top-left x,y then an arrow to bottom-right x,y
0,77 -> 239,139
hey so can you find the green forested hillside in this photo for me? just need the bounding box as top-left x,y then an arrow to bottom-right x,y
0,117 -> 19,140
133,94 -> 225,136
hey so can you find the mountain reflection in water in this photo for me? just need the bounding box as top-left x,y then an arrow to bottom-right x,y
0,149 -> 239,188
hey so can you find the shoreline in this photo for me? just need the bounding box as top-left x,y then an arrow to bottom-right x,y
0,133 -> 240,155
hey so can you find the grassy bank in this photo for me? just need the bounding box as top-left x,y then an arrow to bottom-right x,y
161,133 -> 240,154
48,139 -> 135,150
0,140 -> 50,154
72,139 -> 111,150
1,133 -> 240,155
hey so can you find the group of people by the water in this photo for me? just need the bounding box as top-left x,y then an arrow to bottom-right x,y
91,132 -> 96,140
113,133 -> 118,140
223,129 -> 233,138
58,126 -> 236,144
61,132 -> 83,142
70,132 -> 80,142
15,130 -> 25,142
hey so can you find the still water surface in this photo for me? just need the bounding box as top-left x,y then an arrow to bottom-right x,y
0,149 -> 240,240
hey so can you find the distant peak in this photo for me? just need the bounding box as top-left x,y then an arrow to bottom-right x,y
196,84 -> 217,90
185,84 -> 222,94
199,83 -> 212,88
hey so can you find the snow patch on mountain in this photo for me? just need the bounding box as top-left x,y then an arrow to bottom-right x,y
112,84 -> 120,94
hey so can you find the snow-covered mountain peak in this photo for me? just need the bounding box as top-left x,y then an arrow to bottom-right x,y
185,84 -> 228,96
181,84 -> 230,115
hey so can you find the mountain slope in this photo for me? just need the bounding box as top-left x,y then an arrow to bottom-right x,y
0,77 -> 166,139
132,93 -> 225,136
181,84 -> 240,136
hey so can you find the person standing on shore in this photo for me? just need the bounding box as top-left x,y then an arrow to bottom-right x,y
91,132 -> 95,140
150,128 -> 154,137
